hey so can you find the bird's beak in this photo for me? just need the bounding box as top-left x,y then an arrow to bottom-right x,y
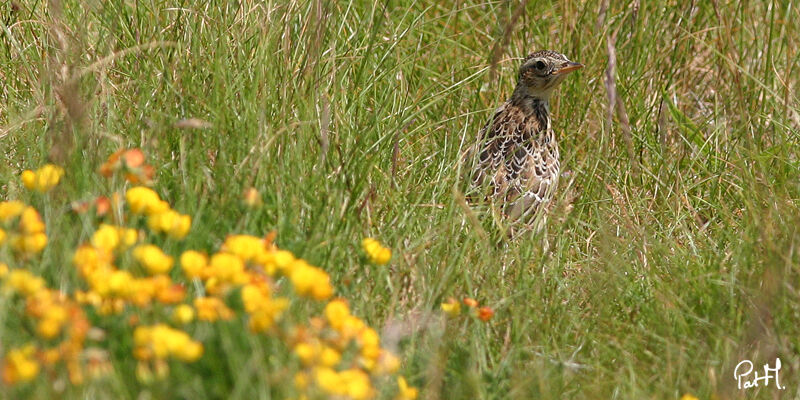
552,62 -> 584,75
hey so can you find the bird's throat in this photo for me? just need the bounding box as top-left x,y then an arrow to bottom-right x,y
512,85 -> 552,115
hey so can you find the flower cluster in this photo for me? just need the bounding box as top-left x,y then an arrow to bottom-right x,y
441,297 -> 494,322
99,148 -> 154,184
72,227 -> 186,315
288,298 -> 415,399
133,324 -> 203,362
21,164 -> 64,192
361,237 -> 392,265
0,264 -> 92,385
0,151 -> 417,399
0,201 -> 48,255
126,186 -> 191,239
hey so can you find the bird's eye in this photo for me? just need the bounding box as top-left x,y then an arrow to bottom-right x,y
534,61 -> 546,70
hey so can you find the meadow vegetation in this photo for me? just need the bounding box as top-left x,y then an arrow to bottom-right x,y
1,1 -> 799,399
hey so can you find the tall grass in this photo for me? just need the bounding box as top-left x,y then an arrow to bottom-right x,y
2,0 -> 799,398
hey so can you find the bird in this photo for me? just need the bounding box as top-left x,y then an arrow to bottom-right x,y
463,50 -> 582,233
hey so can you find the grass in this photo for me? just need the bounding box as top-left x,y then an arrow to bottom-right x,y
2,0 -> 799,398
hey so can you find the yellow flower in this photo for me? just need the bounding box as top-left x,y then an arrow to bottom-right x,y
108,270 -> 135,298
293,341 -> 341,368
207,252 -> 248,285
294,371 -> 309,389
287,259 -> 333,300
147,209 -> 191,239
376,350 -> 401,374
339,368 -> 373,400
1,344 -> 40,384
680,395 -> 699,400
0,201 -> 26,222
0,228 -> 6,244
21,170 -> 35,189
440,298 -> 461,317
271,250 -> 296,275
133,244 -> 174,275
125,186 -> 169,216
120,227 -> 138,248
194,297 -> 234,322
358,328 -> 381,362
314,367 -> 344,395
19,207 -> 45,235
241,281 -> 288,332
362,237 -> 391,265
223,235 -> 266,262
72,245 -> 113,278
91,224 -> 120,251
5,269 -> 46,296
21,164 -> 64,192
294,342 -> 315,366
180,250 -> 207,279
91,224 -> 138,251
247,300 -> 288,333
396,376 -> 418,400
174,341 -> 203,362
16,233 -> 48,254
319,346 -> 342,367
0,263 -> 8,278
133,324 -> 203,363
339,315 -> 367,340
37,306 -> 68,339
172,304 -> 195,324
324,299 -> 350,331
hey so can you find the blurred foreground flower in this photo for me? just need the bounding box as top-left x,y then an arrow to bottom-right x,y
100,148 -> 154,184
397,376 -> 419,400
362,237 -> 391,265
441,298 -> 461,317
133,324 -> 203,362
1,157 -> 418,398
477,306 -> 494,322
242,187 -> 262,207
21,164 -> 64,192
1,345 -> 39,384
441,296 -> 494,323
0,202 -> 48,255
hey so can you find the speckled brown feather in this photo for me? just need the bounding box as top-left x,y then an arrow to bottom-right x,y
462,49 -> 581,225
464,95 -> 559,221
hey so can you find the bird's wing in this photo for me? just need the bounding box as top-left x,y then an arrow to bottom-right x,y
505,140 -> 560,220
463,102 -> 520,197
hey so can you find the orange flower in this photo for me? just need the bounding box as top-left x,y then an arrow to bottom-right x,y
242,187 -> 262,207
477,306 -> 494,322
101,149 -> 154,184
463,298 -> 479,308
194,297 -> 234,322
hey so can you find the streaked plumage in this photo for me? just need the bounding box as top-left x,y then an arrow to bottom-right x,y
464,50 -> 582,226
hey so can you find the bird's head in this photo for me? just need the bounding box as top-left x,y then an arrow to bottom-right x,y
517,50 -> 582,99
